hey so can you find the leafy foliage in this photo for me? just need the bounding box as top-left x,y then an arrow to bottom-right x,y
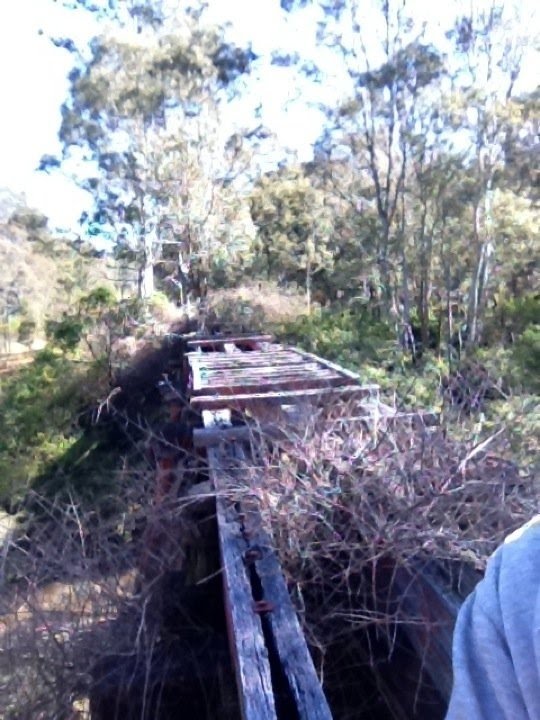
46,316 -> 85,352
513,325 -> 540,393
250,167 -> 333,289
277,307 -> 394,366
0,352 -> 110,508
53,6 -> 257,302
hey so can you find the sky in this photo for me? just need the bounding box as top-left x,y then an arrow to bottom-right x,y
0,0 -> 537,231
0,0 -> 97,226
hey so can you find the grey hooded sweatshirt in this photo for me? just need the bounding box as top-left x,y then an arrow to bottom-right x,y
446,515 -> 540,719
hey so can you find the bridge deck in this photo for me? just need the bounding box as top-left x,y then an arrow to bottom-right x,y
188,342 -> 379,412
179,332 -> 455,719
187,337 -> 345,719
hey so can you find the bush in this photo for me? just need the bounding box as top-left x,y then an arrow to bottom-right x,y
486,294 -> 540,344
277,307 -> 394,368
0,352 -> 110,507
46,316 -> 84,352
513,325 -> 540,392
17,319 -> 36,347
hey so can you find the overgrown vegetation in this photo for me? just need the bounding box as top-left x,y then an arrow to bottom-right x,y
0,350 -> 113,508
0,0 -> 538,717
242,408 -> 535,717
0,469 -> 236,719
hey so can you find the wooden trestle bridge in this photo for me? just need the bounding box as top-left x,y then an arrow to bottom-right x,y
148,332 -> 469,719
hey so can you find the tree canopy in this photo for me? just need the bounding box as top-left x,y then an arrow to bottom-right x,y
37,0 -> 538,357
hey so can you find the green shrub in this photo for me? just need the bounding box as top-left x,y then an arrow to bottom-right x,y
46,316 -> 84,352
486,294 -> 540,344
79,286 -> 116,312
0,352 -> 110,508
17,319 -> 37,346
277,308 -> 394,367
513,325 -> 540,392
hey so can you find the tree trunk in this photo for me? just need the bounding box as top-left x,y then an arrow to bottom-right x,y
139,229 -> 155,300
466,185 -> 494,348
306,259 -> 312,316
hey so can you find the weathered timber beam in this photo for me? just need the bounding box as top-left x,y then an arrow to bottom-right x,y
290,347 -> 364,382
204,409 -> 333,719
186,350 -> 300,367
190,364 -> 339,390
187,334 -> 274,349
250,529 -> 333,720
192,362 -> 325,379
193,410 -> 439,448
193,424 -> 288,448
208,444 -> 278,720
192,373 -> 345,397
191,384 -> 377,410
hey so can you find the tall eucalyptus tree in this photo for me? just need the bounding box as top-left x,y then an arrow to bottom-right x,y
48,0 -> 256,300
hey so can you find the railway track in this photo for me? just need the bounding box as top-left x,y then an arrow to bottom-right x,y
143,331 -> 470,719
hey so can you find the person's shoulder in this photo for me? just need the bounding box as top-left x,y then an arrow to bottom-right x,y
480,515 -> 540,600
504,515 -> 540,546
494,515 -> 540,605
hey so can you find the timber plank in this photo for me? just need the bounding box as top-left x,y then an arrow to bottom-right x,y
197,362 -> 324,377
207,444 -> 278,720
193,423 -> 294,448
188,359 -> 304,375
187,334 -> 274,348
291,347 -> 362,382
225,442 -> 331,719
190,360 -> 203,392
191,384 -> 375,410
195,367 -> 338,378
193,372 -> 345,397
192,384 -> 376,410
203,408 -> 332,718
196,371 -> 326,384
253,537 -> 333,720
187,352 -> 303,368
187,349 -> 293,359
215,433 -> 332,720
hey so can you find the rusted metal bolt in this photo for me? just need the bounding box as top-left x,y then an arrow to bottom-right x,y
252,600 -> 274,615
243,547 -> 262,564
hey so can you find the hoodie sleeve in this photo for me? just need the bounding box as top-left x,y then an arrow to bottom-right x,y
446,517 -> 540,720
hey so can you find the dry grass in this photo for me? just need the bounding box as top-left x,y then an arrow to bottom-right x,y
230,404 -> 537,653
1,389 -> 536,718
0,489 -> 141,718
207,281 -> 310,328
0,458 -> 223,720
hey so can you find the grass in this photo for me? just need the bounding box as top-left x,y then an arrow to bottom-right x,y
207,281 -> 312,328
